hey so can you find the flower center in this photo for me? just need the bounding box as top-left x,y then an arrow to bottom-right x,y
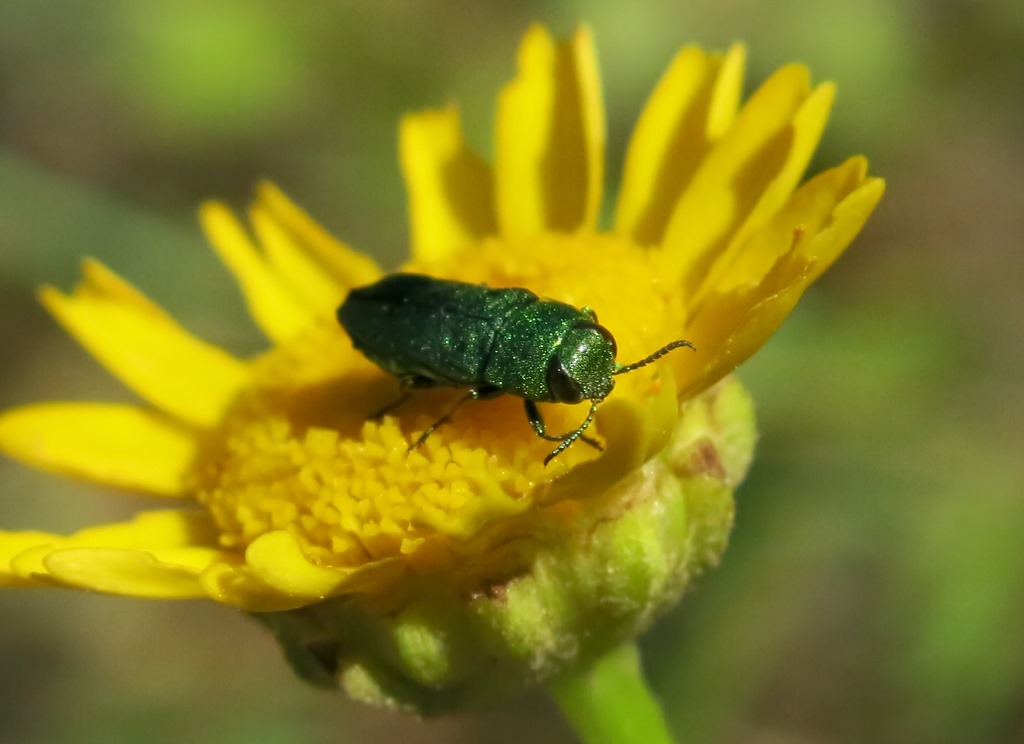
195,232 -> 686,571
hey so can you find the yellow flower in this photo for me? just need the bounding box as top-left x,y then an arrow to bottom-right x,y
0,25 -> 882,707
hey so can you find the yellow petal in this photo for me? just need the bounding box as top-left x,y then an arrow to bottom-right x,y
31,510 -> 217,552
0,403 -> 199,495
199,201 -> 315,343
7,544 -> 57,581
400,105 -> 497,262
249,203 -> 345,317
690,278 -> 810,399
199,561 -> 312,611
1,510 -> 222,591
739,81 -> 835,236
242,531 -> 410,607
253,181 -> 382,289
496,25 -> 605,236
70,509 -> 222,549
659,64 -> 815,285
703,156 -> 869,300
705,42 -> 746,140
692,82 -> 836,304
41,547 -> 216,598
681,163 -> 885,396
615,43 -> 745,245
733,161 -> 885,303
0,532 -> 58,586
39,260 -> 248,428
245,530 -> 352,599
800,174 -> 886,284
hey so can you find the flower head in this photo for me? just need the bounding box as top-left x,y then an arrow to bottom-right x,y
0,26 -> 882,709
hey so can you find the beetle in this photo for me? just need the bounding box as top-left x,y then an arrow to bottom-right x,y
337,273 -> 694,465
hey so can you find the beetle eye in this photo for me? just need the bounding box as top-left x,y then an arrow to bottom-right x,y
546,356 -> 583,403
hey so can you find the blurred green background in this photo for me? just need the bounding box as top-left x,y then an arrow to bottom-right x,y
1,1 -> 1022,742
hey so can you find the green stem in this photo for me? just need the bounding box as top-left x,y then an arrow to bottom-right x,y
548,643 -> 676,744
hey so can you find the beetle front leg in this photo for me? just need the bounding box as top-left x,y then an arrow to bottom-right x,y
524,400 -> 603,451
542,401 -> 601,466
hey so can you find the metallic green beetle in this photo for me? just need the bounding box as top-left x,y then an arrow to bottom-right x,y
338,273 -> 694,464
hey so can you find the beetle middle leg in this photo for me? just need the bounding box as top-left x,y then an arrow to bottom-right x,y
524,400 -> 603,451
409,385 -> 501,451
370,375 -> 437,419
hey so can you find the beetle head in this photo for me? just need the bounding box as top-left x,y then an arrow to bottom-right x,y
546,321 -> 617,403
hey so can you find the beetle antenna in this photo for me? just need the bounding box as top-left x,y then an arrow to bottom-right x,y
614,340 -> 695,375
544,400 -> 601,466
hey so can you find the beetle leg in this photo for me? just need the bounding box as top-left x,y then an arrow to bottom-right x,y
370,375 -> 437,419
370,391 -> 410,419
409,386 -> 499,451
542,401 -> 601,466
524,400 -> 603,451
